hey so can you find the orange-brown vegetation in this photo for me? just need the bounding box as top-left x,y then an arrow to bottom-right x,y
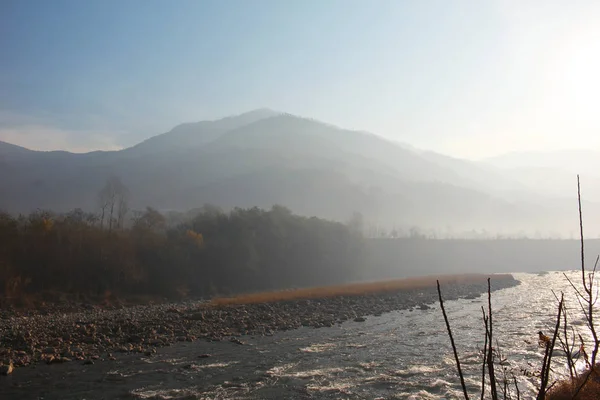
545,366 -> 600,400
210,273 -> 511,305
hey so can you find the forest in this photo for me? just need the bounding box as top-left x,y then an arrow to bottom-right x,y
2,172 -> 594,306
0,202 -> 366,303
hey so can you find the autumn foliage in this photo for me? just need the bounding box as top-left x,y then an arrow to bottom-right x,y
0,205 -> 366,303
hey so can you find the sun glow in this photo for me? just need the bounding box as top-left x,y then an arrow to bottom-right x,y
552,29 -> 600,122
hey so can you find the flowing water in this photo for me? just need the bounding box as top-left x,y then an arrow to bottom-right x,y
2,271 -> 599,399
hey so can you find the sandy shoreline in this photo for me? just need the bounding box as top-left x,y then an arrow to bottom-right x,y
0,274 -> 519,373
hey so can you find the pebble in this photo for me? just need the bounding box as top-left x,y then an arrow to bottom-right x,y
0,277 -> 519,371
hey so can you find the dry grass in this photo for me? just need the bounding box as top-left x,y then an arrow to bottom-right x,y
210,273 -> 513,306
545,366 -> 600,400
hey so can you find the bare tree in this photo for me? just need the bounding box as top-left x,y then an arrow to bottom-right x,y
347,211 -> 364,236
98,193 -> 110,230
98,176 -> 129,232
117,194 -> 129,229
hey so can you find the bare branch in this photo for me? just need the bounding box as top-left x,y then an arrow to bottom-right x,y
486,278 -> 498,400
561,300 -> 576,381
481,306 -> 487,400
577,176 -> 600,365
551,290 -> 576,381
512,375 -> 520,400
572,367 -> 595,399
437,280 -> 470,400
536,294 -> 563,399
563,272 -> 586,301
590,255 -> 599,292
578,175 -> 587,292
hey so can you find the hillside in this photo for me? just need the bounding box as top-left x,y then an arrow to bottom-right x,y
484,150 -> 600,203
0,110 -> 594,235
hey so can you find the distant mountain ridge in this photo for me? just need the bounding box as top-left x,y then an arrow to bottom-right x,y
0,141 -> 33,154
0,110 -> 597,236
484,149 -> 600,202
125,108 -> 281,156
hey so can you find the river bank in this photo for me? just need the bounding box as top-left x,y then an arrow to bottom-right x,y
0,274 -> 519,374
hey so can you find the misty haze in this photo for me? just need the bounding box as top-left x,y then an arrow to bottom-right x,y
2,1 -> 600,399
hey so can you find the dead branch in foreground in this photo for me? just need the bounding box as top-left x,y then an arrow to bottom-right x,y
437,279 -> 470,400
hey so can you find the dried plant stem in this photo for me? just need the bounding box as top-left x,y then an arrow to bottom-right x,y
537,294 -> 563,399
481,306 -> 488,400
486,278 -> 498,400
437,280 -> 470,400
578,175 -> 586,292
551,289 -> 577,381
561,302 -> 576,381
577,175 -> 600,366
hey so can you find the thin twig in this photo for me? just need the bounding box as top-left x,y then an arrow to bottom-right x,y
572,287 -> 591,322
551,289 -> 576,381
578,175 -> 585,289
562,272 -> 586,301
577,176 -> 599,366
502,368 -> 508,399
544,295 -> 563,392
561,301 -> 575,381
536,294 -> 563,399
512,375 -> 520,400
493,338 -> 509,398
572,367 -> 594,398
590,255 -> 599,292
437,280 -> 470,400
481,306 -> 488,400
487,278 -> 498,400
570,326 -> 580,376
578,333 -> 591,369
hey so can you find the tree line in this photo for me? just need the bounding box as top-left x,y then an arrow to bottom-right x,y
0,202 -> 366,303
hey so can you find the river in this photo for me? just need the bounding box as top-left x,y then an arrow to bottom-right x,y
1,271 -> 598,399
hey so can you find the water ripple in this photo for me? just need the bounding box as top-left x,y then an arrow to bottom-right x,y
4,271 -> 598,399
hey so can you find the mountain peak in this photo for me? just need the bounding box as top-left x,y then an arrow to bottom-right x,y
126,108 -> 283,155
212,108 -> 282,127
0,140 -> 34,154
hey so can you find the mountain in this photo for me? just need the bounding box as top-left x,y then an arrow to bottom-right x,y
485,149 -> 600,173
0,110 -> 594,236
484,150 -> 600,202
125,108 -> 281,156
416,150 -> 529,198
0,141 -> 33,155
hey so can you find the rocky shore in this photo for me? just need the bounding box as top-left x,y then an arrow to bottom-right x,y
0,275 -> 519,374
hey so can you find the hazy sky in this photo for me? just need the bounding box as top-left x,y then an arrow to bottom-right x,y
2,0 -> 600,158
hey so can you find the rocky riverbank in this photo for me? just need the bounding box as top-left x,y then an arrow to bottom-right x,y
0,275 -> 519,374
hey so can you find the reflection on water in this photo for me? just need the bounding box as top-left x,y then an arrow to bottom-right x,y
2,271 -> 598,399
